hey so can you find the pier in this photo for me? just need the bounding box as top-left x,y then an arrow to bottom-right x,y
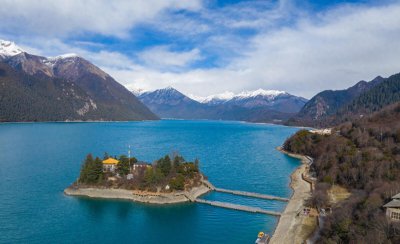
214,188 -> 289,202
193,180 -> 289,216
195,199 -> 281,216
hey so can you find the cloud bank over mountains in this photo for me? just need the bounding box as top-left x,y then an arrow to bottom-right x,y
1,0 -> 400,98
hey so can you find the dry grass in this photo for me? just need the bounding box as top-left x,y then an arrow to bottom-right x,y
294,216 -> 318,244
328,185 -> 351,204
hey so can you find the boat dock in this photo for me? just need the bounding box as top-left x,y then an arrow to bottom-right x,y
214,188 -> 289,202
195,180 -> 288,216
195,199 -> 281,216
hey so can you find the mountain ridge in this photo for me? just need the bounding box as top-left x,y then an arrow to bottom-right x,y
0,40 -> 158,122
136,86 -> 308,122
287,75 -> 385,127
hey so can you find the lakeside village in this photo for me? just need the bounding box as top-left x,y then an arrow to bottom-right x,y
73,152 -> 204,193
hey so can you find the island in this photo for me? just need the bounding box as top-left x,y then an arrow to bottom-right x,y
64,153 -> 213,204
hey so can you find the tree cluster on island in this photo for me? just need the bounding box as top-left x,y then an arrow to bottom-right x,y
283,102 -> 400,243
75,152 -> 203,193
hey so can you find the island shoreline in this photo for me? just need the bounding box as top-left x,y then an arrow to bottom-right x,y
64,183 -> 211,205
270,146 -> 314,244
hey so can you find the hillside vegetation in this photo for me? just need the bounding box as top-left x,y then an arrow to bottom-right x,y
0,52 -> 158,122
77,153 -> 202,192
287,76 -> 383,127
283,103 -> 400,243
287,73 -> 400,128
342,72 -> 400,117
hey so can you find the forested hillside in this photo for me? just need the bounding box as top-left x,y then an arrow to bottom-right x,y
0,61 -> 158,122
288,73 -> 400,128
0,41 -> 158,122
0,62 -> 92,121
287,76 -> 383,127
283,103 -> 400,243
342,72 -> 400,116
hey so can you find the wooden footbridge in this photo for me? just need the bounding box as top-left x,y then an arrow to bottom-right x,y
194,180 -> 289,216
214,188 -> 289,202
195,199 -> 282,216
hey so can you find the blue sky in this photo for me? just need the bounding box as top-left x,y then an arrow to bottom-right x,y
1,0 -> 400,98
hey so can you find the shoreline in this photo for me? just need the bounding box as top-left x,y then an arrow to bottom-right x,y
0,119 -> 159,124
64,183 -> 211,204
0,119 -> 308,129
270,147 -> 314,244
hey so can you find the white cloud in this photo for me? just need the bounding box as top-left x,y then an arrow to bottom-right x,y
113,1 -> 400,98
232,2 -> 400,97
138,46 -> 202,69
3,1 -> 400,99
0,0 -> 202,38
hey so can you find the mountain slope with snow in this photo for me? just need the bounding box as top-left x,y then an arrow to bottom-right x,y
137,87 -> 209,119
189,89 -> 307,113
0,40 -> 24,58
195,91 -> 235,105
0,40 -> 158,122
137,87 -> 308,122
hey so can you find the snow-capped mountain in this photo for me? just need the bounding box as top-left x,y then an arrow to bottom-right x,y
137,87 -> 210,119
234,89 -> 287,99
0,40 -> 24,58
136,86 -> 308,122
189,89 -> 307,113
43,53 -> 79,67
0,40 -> 79,61
0,39 -> 157,122
138,87 -> 197,106
193,89 -> 293,104
191,91 -> 235,105
226,89 -> 307,113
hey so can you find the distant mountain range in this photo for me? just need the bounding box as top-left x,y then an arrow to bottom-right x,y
135,69 -> 400,126
287,74 -> 400,127
135,87 -> 308,122
0,40 -> 158,122
3,39 -> 398,126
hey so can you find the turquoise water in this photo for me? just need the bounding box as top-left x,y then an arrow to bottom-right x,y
0,120 -> 300,243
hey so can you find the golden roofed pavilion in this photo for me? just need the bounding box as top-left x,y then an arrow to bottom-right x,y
102,158 -> 119,165
102,158 -> 119,172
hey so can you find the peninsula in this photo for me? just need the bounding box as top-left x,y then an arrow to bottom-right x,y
64,153 -> 212,204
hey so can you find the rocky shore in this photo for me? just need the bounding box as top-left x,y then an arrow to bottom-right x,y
270,147 -> 315,244
64,183 -> 211,204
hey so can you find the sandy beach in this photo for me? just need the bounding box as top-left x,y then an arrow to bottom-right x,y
269,147 -> 315,244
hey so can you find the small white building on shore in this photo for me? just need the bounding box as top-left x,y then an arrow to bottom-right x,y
383,193 -> 400,222
132,163 -> 151,172
309,128 -> 332,135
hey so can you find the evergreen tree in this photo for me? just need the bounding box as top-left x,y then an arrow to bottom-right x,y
117,155 -> 130,176
144,167 -> 163,186
157,155 -> 172,176
173,155 -> 184,168
79,154 -> 94,183
103,152 -> 109,160
78,154 -> 104,184
169,174 -> 185,190
93,157 -> 104,183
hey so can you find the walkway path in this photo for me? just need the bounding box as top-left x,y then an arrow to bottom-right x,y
195,199 -> 282,216
214,188 -> 289,202
270,149 -> 314,244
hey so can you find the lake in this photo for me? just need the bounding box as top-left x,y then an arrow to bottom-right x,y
0,120 -> 300,243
